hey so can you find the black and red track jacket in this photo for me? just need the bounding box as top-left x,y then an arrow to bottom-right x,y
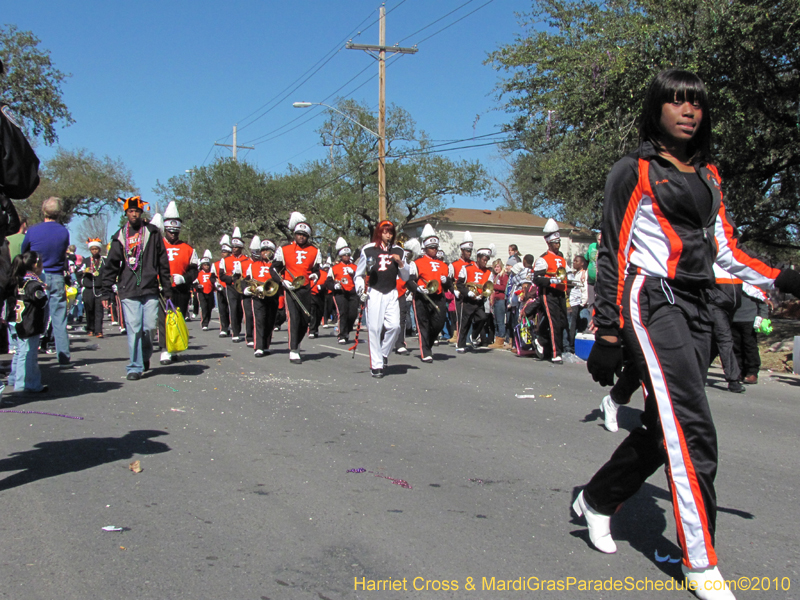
594,142 -> 780,335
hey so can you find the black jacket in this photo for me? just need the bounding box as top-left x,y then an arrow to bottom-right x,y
15,277 -> 47,339
102,222 -> 171,300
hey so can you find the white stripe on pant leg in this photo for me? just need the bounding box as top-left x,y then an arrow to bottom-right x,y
628,275 -> 711,569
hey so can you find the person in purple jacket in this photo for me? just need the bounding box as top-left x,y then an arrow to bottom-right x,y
21,197 -> 71,365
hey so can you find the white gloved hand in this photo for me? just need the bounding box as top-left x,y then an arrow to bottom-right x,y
550,278 -> 561,285
215,283 -> 223,291
355,282 -> 365,295
468,290 -> 477,299
334,282 -> 342,291
359,292 -> 368,303
233,262 -> 242,275
173,274 -> 185,285
309,273 -> 319,284
417,286 -> 429,295
112,284 -> 118,293
754,316 -> 763,330
243,287 -> 253,297
256,286 -> 264,295
454,289 -> 461,299
282,279 -> 295,291
440,275 -> 447,284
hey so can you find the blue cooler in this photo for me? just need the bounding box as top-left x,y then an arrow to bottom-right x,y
574,333 -> 595,361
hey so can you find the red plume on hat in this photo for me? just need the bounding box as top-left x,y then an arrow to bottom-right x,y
118,196 -> 149,212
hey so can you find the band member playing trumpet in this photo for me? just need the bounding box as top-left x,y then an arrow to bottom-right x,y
270,212 -> 320,364
449,231 -> 474,343
196,250 -> 217,331
532,218 -> 568,363
407,225 -> 450,363
83,238 -> 106,337
219,227 -> 252,344
213,235 -> 232,337
246,238 -> 280,357
455,243 -> 495,353
327,237 -> 359,345
355,220 -> 409,378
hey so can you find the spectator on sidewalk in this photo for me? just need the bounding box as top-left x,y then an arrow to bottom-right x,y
21,197 -> 71,365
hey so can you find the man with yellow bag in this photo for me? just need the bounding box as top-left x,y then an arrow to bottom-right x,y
102,196 -> 172,381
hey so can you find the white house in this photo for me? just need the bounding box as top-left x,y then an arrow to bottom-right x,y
404,208 -> 596,263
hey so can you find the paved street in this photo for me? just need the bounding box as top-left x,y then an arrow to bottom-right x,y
0,314 -> 798,600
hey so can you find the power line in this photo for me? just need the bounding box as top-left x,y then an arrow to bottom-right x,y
395,0 -> 478,44
414,0 -> 497,45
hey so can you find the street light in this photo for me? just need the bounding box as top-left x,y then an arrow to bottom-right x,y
293,101 -> 387,221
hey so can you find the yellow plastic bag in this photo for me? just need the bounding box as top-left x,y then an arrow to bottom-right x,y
165,300 -> 189,353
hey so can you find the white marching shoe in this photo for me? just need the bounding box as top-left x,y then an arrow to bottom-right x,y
159,351 -> 173,365
600,395 -> 620,432
572,491 -> 617,554
681,565 -> 736,600
289,351 -> 301,364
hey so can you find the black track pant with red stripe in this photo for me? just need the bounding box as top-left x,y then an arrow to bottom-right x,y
708,303 -> 741,383
309,293 -> 325,335
286,286 -> 312,351
537,291 -> 566,360
457,299 -> 486,349
583,275 -> 718,570
252,296 -> 278,351
198,291 -> 215,328
334,291 -> 359,341
414,293 -> 446,359
226,287 -> 244,339
243,296 -> 254,343
216,287 -> 230,334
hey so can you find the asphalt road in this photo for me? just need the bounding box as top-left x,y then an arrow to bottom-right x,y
0,313 -> 797,600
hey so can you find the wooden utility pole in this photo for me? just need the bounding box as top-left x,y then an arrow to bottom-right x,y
346,5 -> 417,222
215,125 -> 254,161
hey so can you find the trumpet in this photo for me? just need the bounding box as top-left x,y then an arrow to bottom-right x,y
233,278 -> 280,299
466,280 -> 494,298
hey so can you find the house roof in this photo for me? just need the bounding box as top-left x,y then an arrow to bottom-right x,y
407,208 -> 588,233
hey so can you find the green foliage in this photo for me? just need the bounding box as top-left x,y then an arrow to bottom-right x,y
489,0 -> 800,253
0,24 -> 74,145
24,148 -> 137,224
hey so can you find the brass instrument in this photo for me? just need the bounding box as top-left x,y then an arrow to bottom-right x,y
556,266 -> 568,282
233,278 -> 280,299
466,280 -> 494,298
291,275 -> 308,289
416,279 -> 440,312
425,279 -> 441,294
280,267 -> 311,318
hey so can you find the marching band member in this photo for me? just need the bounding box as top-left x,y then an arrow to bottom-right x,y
219,227 -> 252,344
407,225 -> 450,363
455,243 -> 494,353
270,212 -> 320,364
354,220 -> 408,378
82,238 -> 106,338
214,235 -> 232,337
327,237 -> 359,345
246,238 -> 280,357
450,231 -> 474,343
394,239 -> 420,355
159,201 -> 199,365
195,250 -> 216,331
308,257 -> 329,338
532,218 -> 568,364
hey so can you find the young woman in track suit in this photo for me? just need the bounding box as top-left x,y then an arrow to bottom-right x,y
578,69 -> 800,599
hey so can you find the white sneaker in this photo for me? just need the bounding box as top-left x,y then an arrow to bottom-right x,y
572,491 -> 616,554
254,349 -> 264,357
681,565 -> 736,600
202,326 -> 208,331
600,395 -> 620,432
160,351 -> 172,365
289,351 -> 301,364
396,346 -> 408,355
421,356 -> 433,363
111,321 -> 119,326
120,327 -> 126,333
456,347 -> 466,354
246,341 -> 254,347
219,331 -> 228,337
552,355 -> 563,364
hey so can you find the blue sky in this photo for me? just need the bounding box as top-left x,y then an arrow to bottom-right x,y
6,0 -> 530,237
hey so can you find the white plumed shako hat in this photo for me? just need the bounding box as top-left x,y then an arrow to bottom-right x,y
543,218 -> 560,243
421,223 -> 439,248
288,211 -> 311,236
335,236 -> 351,256
460,230 -> 473,250
163,201 -> 182,231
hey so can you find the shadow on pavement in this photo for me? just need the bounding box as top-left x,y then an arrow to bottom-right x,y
0,430 -> 170,491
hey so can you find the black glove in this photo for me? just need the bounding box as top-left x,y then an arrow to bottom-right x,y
775,268 -> 800,298
587,334 -> 623,387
